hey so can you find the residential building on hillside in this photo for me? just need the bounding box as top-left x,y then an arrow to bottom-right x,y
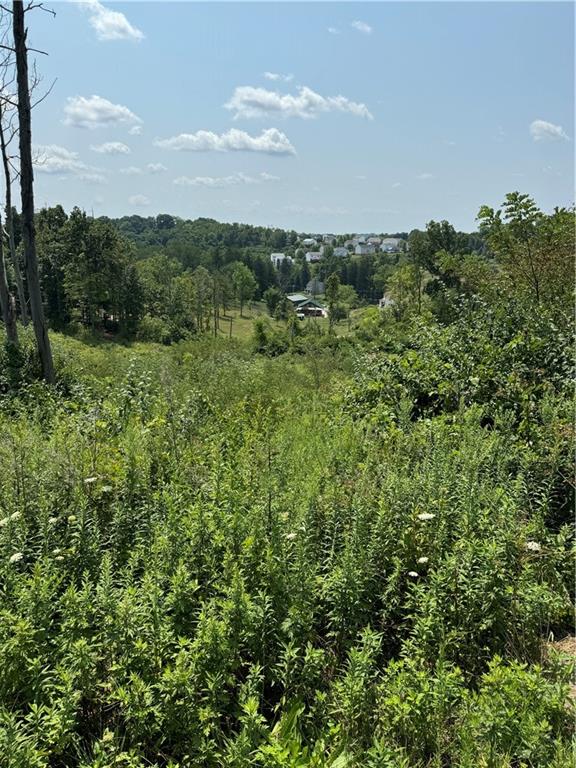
381,237 -> 403,253
301,237 -> 317,247
287,293 -> 328,318
355,243 -> 376,255
333,247 -> 348,257
270,253 -> 293,268
305,251 -> 322,263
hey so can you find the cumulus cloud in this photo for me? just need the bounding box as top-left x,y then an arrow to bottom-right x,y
147,163 -> 167,173
225,85 -> 373,120
33,144 -> 106,183
416,172 -> 434,180
351,20 -> 372,34
64,95 -> 142,129
174,171 -> 279,188
529,119 -> 569,142
128,194 -> 150,206
154,128 -> 296,155
81,0 -> 144,42
327,27 -> 340,34
129,125 -> 143,136
90,141 -> 131,155
34,144 -> 87,174
264,72 -> 294,82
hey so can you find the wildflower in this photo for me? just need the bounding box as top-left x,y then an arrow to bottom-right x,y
9,552 -> 23,564
417,512 -> 435,521
53,548 -> 62,555
84,476 -> 98,485
55,556 -> 65,562
408,571 -> 419,578
48,517 -> 58,524
417,557 -> 429,564
0,517 -> 8,527
10,512 -> 21,521
67,515 -> 77,523
525,541 -> 541,552
285,532 -> 297,541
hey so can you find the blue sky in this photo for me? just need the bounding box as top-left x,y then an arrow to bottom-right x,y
29,1 -> 574,232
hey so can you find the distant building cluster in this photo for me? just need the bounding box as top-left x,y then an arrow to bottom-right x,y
269,233 -> 405,271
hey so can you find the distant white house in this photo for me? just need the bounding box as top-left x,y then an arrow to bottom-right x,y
355,243 -> 376,256
333,247 -> 348,258
322,234 -> 336,244
270,252 -> 293,268
379,295 -> 395,309
301,237 -> 317,247
381,238 -> 403,253
305,251 -> 322,263
367,236 -> 382,246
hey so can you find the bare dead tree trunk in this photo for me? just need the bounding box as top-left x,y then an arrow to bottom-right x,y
0,108 -> 28,324
0,209 -> 18,345
13,0 -> 54,381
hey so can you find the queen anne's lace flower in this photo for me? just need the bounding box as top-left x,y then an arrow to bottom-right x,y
408,571 -> 419,578
525,541 -> 541,552
9,552 -> 23,564
417,556 -> 429,564
417,512 -> 435,521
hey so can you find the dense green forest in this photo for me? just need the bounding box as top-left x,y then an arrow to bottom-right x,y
0,189 -> 574,767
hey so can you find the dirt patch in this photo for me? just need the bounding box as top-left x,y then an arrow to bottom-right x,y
548,635 -> 576,658
545,635 -> 576,702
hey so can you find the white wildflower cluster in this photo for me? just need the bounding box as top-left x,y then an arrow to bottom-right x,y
1,512 -> 22,527
525,541 -> 541,552
9,552 -> 23,564
417,556 -> 429,564
417,512 -> 436,521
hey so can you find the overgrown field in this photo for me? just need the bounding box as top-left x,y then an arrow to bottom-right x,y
0,308 -> 573,767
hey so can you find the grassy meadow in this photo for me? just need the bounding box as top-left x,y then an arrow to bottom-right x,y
0,310 -> 573,767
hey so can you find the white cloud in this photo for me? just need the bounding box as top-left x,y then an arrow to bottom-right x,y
529,119 -> 569,142
327,27 -> 341,35
64,95 -> 142,129
225,85 -> 373,120
34,144 -> 87,174
174,171 -> 279,188
264,71 -> 294,83
147,163 -> 167,173
33,144 -> 107,183
119,166 -> 143,175
90,141 -> 131,155
154,128 -> 296,155
129,125 -> 142,136
392,182 -> 402,188
128,194 -> 150,206
351,20 -> 372,34
81,0 -> 144,42
416,172 -> 434,180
